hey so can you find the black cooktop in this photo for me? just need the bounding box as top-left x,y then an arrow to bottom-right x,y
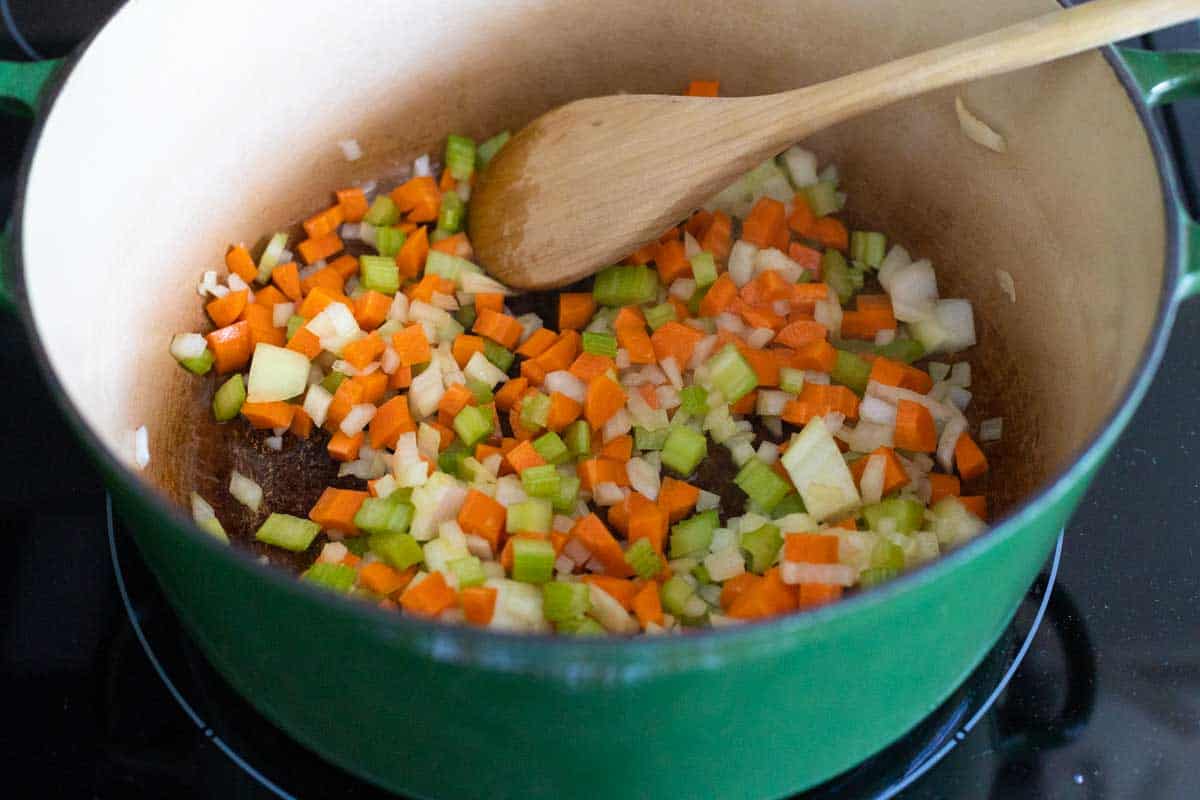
2,4 -> 1198,798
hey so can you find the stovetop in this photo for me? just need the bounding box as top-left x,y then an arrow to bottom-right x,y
1,4 -> 1199,798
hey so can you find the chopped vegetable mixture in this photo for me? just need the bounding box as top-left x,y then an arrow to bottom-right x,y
177,80 -> 995,635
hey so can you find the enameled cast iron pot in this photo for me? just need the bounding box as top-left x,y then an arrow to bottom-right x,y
3,1 -> 1199,797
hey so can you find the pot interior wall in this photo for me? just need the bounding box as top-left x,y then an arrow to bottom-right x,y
22,0 -> 1164,532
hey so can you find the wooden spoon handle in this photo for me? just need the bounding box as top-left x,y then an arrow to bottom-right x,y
762,0 -> 1200,142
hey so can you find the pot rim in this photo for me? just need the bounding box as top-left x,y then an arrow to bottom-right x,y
7,0 -> 1189,671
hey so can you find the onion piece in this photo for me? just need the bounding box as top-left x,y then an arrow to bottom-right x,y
955,96 -> 1007,153
780,561 -> 856,586
170,333 -> 207,361
937,415 -> 968,473
229,470 -> 263,512
133,425 -> 150,469
997,269 -> 1017,304
860,454 -> 886,504
979,417 -> 1004,443
338,138 -> 363,161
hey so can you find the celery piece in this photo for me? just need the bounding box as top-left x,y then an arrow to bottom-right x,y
430,229 -> 452,244
660,575 -> 697,616
454,303 -> 478,331
661,425 -> 707,476
704,344 -> 758,404
368,531 -> 424,570
850,231 -> 886,268
634,425 -> 669,451
363,195 -> 399,227
644,302 -> 676,331
437,190 -> 465,234
519,391 -> 551,431
734,458 -> 793,513
453,405 -> 492,448
255,513 -> 321,552
425,250 -> 482,285
360,255 -> 400,295
557,616 -> 606,636
802,181 -> 839,217
197,516 -> 229,543
871,539 -> 906,571
533,432 -> 570,465
593,265 -> 659,307
822,250 -> 855,305
507,498 -> 553,534
779,367 -> 805,395
286,314 -> 307,341
542,581 -> 590,622
354,496 -> 414,536
740,523 -> 782,574
770,493 -> 808,518
256,232 -> 289,283
343,536 -> 371,556
475,130 -> 511,170
178,349 -> 215,376
375,226 -> 407,258
212,374 -> 246,422
858,566 -> 900,588
483,340 -> 514,372
552,475 -> 580,514
625,538 -> 663,580
564,420 -> 591,458
691,562 -> 712,585
690,252 -> 718,288
445,134 -> 477,182
512,537 -> 555,583
302,562 -> 357,593
688,285 -> 708,316
832,349 -> 872,395
438,441 -> 470,479
669,510 -> 718,558
448,555 -> 487,588
874,338 -> 926,364
582,331 -> 618,357
521,464 -> 561,498
465,377 -> 493,405
320,371 -> 346,394
679,385 -> 709,417
862,497 -> 925,534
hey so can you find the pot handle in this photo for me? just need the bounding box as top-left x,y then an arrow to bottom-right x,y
1117,47 -> 1200,301
0,58 -> 63,311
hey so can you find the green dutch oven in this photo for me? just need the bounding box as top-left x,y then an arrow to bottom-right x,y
3,1 -> 1199,797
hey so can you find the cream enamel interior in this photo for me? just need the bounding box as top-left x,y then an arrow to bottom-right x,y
22,0 -> 1164,524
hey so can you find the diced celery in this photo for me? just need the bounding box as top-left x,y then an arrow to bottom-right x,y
704,345 -> 758,404
211,374 -> 246,422
557,616 -> 606,636
286,314 -> 307,341
445,134 -> 477,181
691,562 -> 712,584
363,195 -> 399,227
822,250 -> 855,305
533,432 -> 570,465
661,425 -> 707,476
644,302 -> 676,331
564,420 -> 591,458
690,252 -> 718,288
519,392 -> 550,431
625,538 -> 663,579
455,303 -> 478,330
437,190 -> 465,234
375,226 -> 407,258
858,566 -> 900,588
670,510 -> 718,558
256,232 -> 289,283
740,523 -> 782,574
196,516 -> 229,543
343,536 -> 371,556
507,499 -> 553,534
448,555 -> 487,588
255,513 -> 321,552
928,496 -> 986,548
874,338 -> 926,364
734,458 -> 793,512
771,493 -> 808,518
360,255 -> 400,295
862,497 -> 925,534
429,229 -> 452,244
302,562 -> 357,592
832,349 -> 872,395
320,371 -> 346,394
688,285 -> 708,316
552,475 -> 580,514
475,130 -> 510,170
453,405 -> 493,448
438,442 -> 470,479
521,464 -> 561,498
582,331 -> 618,357
679,385 -> 709,417
512,537 -> 555,583
660,575 -> 697,616
593,265 -> 659,307
542,581 -> 590,621
369,530 -> 424,570
354,496 -> 415,536
802,181 -> 839,217
634,425 -> 669,451
465,377 -> 493,404
483,340 -> 514,372
851,231 -> 887,268
178,348 -> 214,376
870,539 -> 906,571
424,250 -> 482,285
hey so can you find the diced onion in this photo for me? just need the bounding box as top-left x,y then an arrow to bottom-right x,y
948,361 -> 971,388
272,302 -> 295,328
191,492 -> 216,522
728,241 -> 758,287
229,470 -> 263,512
466,351 -> 510,389
859,396 -> 897,426
745,327 -> 774,349
753,248 -> 804,284
979,417 -> 1003,442
756,390 -> 790,417
430,292 -> 459,311
340,403 -> 377,436
338,138 -> 363,161
780,561 -> 856,586
660,356 -> 683,390
133,425 -> 150,469
937,415 -> 968,473
265,435 -> 283,451
564,537 -> 592,564
593,482 -> 626,506
656,384 -> 680,410
874,329 -> 896,346
209,284 -> 230,298
303,384 -> 334,428
756,441 -> 780,465
627,457 -> 661,501
887,259 -> 939,322
947,386 -> 972,411
861,454 -> 886,504
955,96 -> 1007,153
319,542 -> 349,564
814,300 -> 842,336
412,154 -> 433,176
670,278 -> 696,300
388,292 -> 410,322
460,271 -> 513,295
689,334 -> 718,370
997,269 -> 1017,303
928,361 -> 950,382
170,333 -> 208,361
495,475 -> 528,506
603,408 -> 632,442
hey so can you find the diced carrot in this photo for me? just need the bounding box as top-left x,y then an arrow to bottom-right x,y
460,585 -> 498,625
718,572 -> 760,610
457,489 -> 507,553
545,392 -> 583,433
654,238 -> 691,284
296,286 -> 351,319
570,514 -> 633,578
637,383 -> 660,411
205,320 -> 252,374
328,253 -> 360,280
342,331 -> 385,370
437,383 -> 476,427
389,364 -> 413,390
358,561 -> 408,596
699,210 -> 732,261
569,352 -> 616,382
685,79 -> 720,97
505,439 -> 546,474
392,323 -> 432,366
252,284 -> 288,310
730,390 -> 757,416
627,502 -> 668,558
781,384 -> 860,425
788,242 -> 822,274
685,209 -> 714,241
225,245 -> 258,283
297,231 -> 343,265
827,517 -> 858,531
520,359 -> 547,386
240,303 -> 285,348
300,265 -> 345,297
631,581 -> 664,628
533,330 -> 581,373
206,290 -> 248,328
289,407 -> 313,439
240,401 -> 295,430
894,400 -> 937,453
308,487 -> 369,535
325,378 -> 365,431
577,458 -> 628,492
395,225 -> 429,279
657,478 -> 700,522
928,473 -> 961,503
400,571 -> 457,616
624,242 -> 657,266
407,273 -> 456,304
303,205 -> 345,240
585,375 -> 626,429
699,273 -> 738,318
494,377 -> 529,412
600,434 -> 633,461
430,232 -> 471,257
474,293 -> 504,315
783,533 -> 839,564
954,434 -> 989,480
328,431 -> 364,462
268,261 -> 301,303
581,576 -> 639,611
774,318 -> 827,348
840,308 -> 897,341
786,195 -> 817,238
516,328 -> 557,359
390,176 -> 441,223
335,187 -> 368,223
606,491 -> 652,535
353,291 -> 392,331
452,334 -> 486,368
727,567 -> 797,619
797,583 -> 843,608
558,293 -> 596,331
739,346 -> 780,387
785,340 -> 838,373
286,326 -> 321,359
849,447 -> 910,495
741,197 -> 787,249
811,216 -> 848,251
368,396 -> 416,449
650,321 -> 703,367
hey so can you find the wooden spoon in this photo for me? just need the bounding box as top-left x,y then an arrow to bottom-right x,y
469,0 -> 1198,290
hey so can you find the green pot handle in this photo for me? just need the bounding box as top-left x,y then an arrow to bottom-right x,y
1117,47 -> 1200,301
0,58 -> 63,312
